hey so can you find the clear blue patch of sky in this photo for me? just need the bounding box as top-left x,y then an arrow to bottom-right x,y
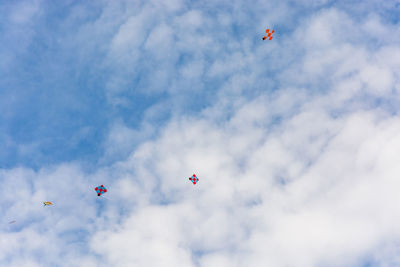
0,1 -> 145,169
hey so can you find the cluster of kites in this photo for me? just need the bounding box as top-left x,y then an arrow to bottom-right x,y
47,173 -> 199,203
8,174 -> 199,224
7,27 -> 276,225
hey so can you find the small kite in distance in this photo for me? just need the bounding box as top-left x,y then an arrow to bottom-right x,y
8,220 -> 16,224
262,29 -> 275,40
43,202 -> 53,206
189,174 -> 199,185
95,185 -> 107,196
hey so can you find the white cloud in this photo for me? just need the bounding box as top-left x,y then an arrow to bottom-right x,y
360,64 -> 394,95
89,7 -> 400,263
90,103 -> 400,266
2,0 -> 400,266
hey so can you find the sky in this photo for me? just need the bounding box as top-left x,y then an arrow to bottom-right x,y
1,0 -> 400,266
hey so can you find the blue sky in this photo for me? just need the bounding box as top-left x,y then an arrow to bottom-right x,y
1,0 -> 398,169
1,0 -> 400,266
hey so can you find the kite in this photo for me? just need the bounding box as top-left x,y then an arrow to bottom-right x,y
8,220 -> 16,224
262,29 -> 275,40
43,202 -> 53,206
95,185 -> 107,196
189,174 -> 199,185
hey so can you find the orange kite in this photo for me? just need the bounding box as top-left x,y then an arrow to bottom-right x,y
262,29 -> 275,40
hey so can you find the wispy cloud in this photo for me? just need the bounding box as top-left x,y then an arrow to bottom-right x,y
1,0 -> 400,266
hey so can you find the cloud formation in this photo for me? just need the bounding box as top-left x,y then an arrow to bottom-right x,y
1,0 -> 400,266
